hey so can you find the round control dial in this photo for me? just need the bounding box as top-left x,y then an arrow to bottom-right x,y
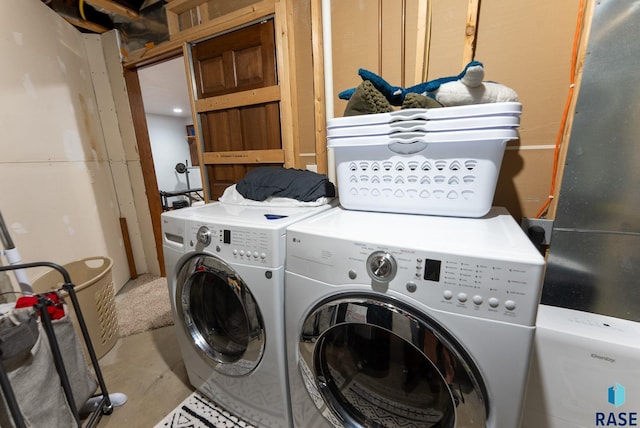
196,226 -> 211,245
366,251 -> 397,282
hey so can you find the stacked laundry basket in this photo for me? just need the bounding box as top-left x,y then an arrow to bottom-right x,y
327,102 -> 522,217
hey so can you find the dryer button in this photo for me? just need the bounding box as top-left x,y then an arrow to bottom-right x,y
239,250 -> 245,256
253,252 -> 259,258
233,249 -> 238,255
505,300 -> 516,311
457,293 -> 468,303
488,297 -> 500,308
348,270 -> 357,280
260,253 -> 267,259
443,290 -> 453,300
472,295 -> 483,305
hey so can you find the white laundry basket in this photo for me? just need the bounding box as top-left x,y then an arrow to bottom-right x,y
328,128 -> 519,218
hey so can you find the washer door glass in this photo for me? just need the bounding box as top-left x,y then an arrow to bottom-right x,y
299,295 -> 488,428
176,253 -> 265,376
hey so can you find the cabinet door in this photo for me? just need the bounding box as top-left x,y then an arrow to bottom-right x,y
189,19 -> 283,200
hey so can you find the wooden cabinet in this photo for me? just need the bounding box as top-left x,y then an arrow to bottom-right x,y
190,20 -> 283,199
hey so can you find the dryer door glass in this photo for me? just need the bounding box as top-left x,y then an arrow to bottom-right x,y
299,295 -> 487,427
176,254 -> 265,376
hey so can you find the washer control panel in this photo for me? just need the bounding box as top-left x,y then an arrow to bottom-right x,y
187,222 -> 282,268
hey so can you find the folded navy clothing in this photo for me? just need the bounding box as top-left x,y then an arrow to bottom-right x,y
236,167 -> 336,202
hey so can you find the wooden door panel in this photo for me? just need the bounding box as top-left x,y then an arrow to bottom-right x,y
207,164 -> 243,200
239,104 -> 281,150
190,19 -> 282,200
201,110 -> 242,152
192,20 -> 276,98
235,45 -> 264,87
198,55 -> 226,94
201,103 -> 281,152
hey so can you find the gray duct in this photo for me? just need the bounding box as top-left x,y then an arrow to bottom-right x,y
541,0 -> 640,322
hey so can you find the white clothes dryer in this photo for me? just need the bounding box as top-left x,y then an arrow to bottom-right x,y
284,206 -> 546,428
161,201 -> 334,428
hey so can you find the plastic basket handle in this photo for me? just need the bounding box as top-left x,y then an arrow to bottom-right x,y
387,133 -> 429,155
80,257 -> 109,270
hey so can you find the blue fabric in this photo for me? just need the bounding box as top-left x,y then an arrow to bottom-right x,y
338,61 -> 484,106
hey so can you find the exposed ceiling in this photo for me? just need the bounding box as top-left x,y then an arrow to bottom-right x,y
44,0 -> 169,52
138,57 -> 192,119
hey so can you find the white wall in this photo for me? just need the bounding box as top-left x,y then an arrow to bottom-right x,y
146,114 -> 202,208
0,0 -> 146,289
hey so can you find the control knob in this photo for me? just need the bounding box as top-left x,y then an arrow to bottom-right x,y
366,251 -> 397,282
196,226 -> 211,245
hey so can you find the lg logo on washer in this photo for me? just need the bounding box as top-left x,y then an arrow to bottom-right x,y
596,383 -> 638,426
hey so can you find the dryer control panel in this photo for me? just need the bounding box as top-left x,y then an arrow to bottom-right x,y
285,207 -> 546,327
187,222 -> 285,269
288,235 -> 544,326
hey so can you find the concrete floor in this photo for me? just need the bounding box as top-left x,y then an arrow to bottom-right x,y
91,325 -> 193,427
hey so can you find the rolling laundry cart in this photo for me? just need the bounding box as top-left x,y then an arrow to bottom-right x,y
0,261 -> 114,428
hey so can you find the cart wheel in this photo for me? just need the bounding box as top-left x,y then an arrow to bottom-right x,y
102,403 -> 114,415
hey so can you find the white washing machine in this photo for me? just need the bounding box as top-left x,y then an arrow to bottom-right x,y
161,201 -> 334,428
284,206 -> 546,427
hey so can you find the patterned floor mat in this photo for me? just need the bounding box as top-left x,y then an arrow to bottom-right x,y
154,390 -> 255,428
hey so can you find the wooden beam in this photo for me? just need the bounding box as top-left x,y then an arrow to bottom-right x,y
274,1 -> 297,169
119,217 -> 138,280
203,149 -> 285,165
182,44 -> 209,201
195,86 -> 281,112
123,69 -> 166,277
64,17 -> 109,33
86,0 -> 140,20
165,0 -> 210,15
415,0 -> 431,82
462,0 -> 480,65
311,0 -> 327,175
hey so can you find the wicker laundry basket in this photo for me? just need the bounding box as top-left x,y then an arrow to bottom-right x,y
32,256 -> 119,360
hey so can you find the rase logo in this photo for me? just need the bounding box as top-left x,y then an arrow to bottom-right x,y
610,384 -> 626,408
596,384 -> 637,426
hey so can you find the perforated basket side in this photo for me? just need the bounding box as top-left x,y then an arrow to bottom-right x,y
333,137 -> 509,217
93,275 -> 119,347
71,265 -> 119,359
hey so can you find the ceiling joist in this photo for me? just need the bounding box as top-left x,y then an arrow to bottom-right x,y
85,0 -> 140,20
64,16 -> 109,33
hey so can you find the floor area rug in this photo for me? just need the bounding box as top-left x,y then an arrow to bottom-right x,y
115,273 -> 174,337
154,390 -> 255,428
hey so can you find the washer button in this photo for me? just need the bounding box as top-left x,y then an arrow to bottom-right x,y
505,300 -> 516,311
472,295 -> 483,305
457,292 -> 468,303
260,253 -> 267,259
348,270 -> 357,280
233,249 -> 238,255
239,250 -> 245,256
253,252 -> 259,258
443,290 -> 453,300
488,297 -> 500,308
